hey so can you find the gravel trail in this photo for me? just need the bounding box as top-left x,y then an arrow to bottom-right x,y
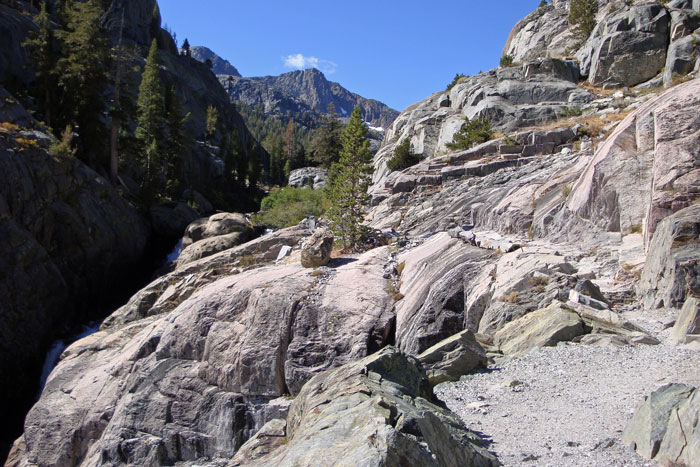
435,339 -> 700,466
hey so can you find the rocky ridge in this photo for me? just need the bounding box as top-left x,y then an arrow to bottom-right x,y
189,46 -> 242,77
222,68 -> 399,129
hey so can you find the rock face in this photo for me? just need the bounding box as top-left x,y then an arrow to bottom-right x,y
578,3 -> 671,87
502,1 -> 574,62
231,347 -> 499,467
189,45 -> 242,77
11,241 -> 396,466
638,204 -> 700,310
300,228 -> 333,268
670,297 -> 700,345
223,68 -> 399,129
0,86 -> 150,455
624,383 -> 700,465
149,201 -> 200,238
287,167 -> 328,189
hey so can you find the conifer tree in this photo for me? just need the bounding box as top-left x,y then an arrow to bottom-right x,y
248,142 -> 262,190
569,0 -> 598,41
327,105 -> 373,252
182,38 -> 191,57
206,105 -> 219,141
24,1 -> 57,130
164,86 -> 190,197
150,4 -> 162,47
55,0 -> 111,166
135,39 -> 166,198
309,103 -> 343,168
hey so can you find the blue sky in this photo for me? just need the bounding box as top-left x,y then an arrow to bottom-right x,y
159,1 -> 541,112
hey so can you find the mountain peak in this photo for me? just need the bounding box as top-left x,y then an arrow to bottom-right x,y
188,46 -> 241,77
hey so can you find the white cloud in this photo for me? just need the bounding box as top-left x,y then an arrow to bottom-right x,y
283,54 -> 337,74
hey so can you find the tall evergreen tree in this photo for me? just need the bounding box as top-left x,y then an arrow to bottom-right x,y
23,1 -> 57,130
327,106 -> 373,252
135,39 -> 166,198
55,0 -> 111,166
309,103 -> 343,168
248,141 -> 262,190
164,86 -> 190,197
206,105 -> 219,141
568,0 -> 598,41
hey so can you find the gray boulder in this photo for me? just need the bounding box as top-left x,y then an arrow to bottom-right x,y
663,32 -> 700,87
493,302 -> 586,357
670,297 -> 700,345
231,347 -> 499,467
623,383 -> 700,465
287,167 -> 328,189
300,228 -> 333,268
176,212 -> 255,267
417,330 -> 488,385
502,1 -> 574,63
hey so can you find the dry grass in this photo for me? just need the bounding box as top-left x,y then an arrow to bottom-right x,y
0,121 -> 20,133
580,82 -> 620,97
499,291 -> 519,304
238,255 -> 257,267
529,276 -> 550,287
396,262 -> 406,276
310,269 -> 324,277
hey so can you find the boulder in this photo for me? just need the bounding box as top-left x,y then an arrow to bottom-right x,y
502,2 -> 574,63
287,167 -> 328,190
149,201 -> 200,238
622,383 -> 696,459
176,212 -> 255,267
493,302 -> 586,357
300,228 -> 333,268
232,347 -> 499,467
182,212 -> 253,248
578,3 -> 670,87
663,32 -> 700,87
417,329 -> 488,385
670,297 -> 700,344
624,383 -> 700,465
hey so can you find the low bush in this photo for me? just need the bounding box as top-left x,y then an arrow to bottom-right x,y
446,116 -> 493,151
252,186 -> 328,229
500,54 -> 514,67
386,139 -> 420,171
446,73 -> 467,91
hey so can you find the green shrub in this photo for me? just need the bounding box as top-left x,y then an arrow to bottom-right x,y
558,106 -> 583,118
500,54 -> 514,67
446,73 -> 467,91
252,186 -> 328,229
446,116 -> 493,151
49,125 -> 77,159
539,0 -> 548,7
386,139 -> 420,171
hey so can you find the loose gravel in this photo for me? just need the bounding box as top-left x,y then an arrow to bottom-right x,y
435,340 -> 700,466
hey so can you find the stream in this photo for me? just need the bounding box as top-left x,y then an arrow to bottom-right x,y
36,237 -> 185,394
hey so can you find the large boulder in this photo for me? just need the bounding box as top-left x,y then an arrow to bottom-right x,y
663,32 -> 700,87
176,212 -> 255,266
287,167 -> 328,190
502,1 -> 574,63
417,330 -> 488,385
624,384 -> 700,465
670,297 -> 700,345
300,228 -> 333,268
493,302 -> 586,357
231,347 -> 499,467
577,3 -> 670,87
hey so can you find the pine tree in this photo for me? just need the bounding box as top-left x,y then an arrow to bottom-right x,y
23,1 -> 57,130
55,0 -> 111,166
164,86 -> 190,198
568,0 -> 598,41
446,116 -> 492,151
135,39 -> 166,199
327,106 -> 373,252
248,141 -> 262,190
206,105 -> 219,141
150,3 -> 162,47
182,38 -> 191,57
386,138 -> 420,171
309,103 -> 343,168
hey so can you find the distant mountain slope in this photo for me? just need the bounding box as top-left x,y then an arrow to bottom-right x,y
221,68 -> 398,129
189,46 -> 241,77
